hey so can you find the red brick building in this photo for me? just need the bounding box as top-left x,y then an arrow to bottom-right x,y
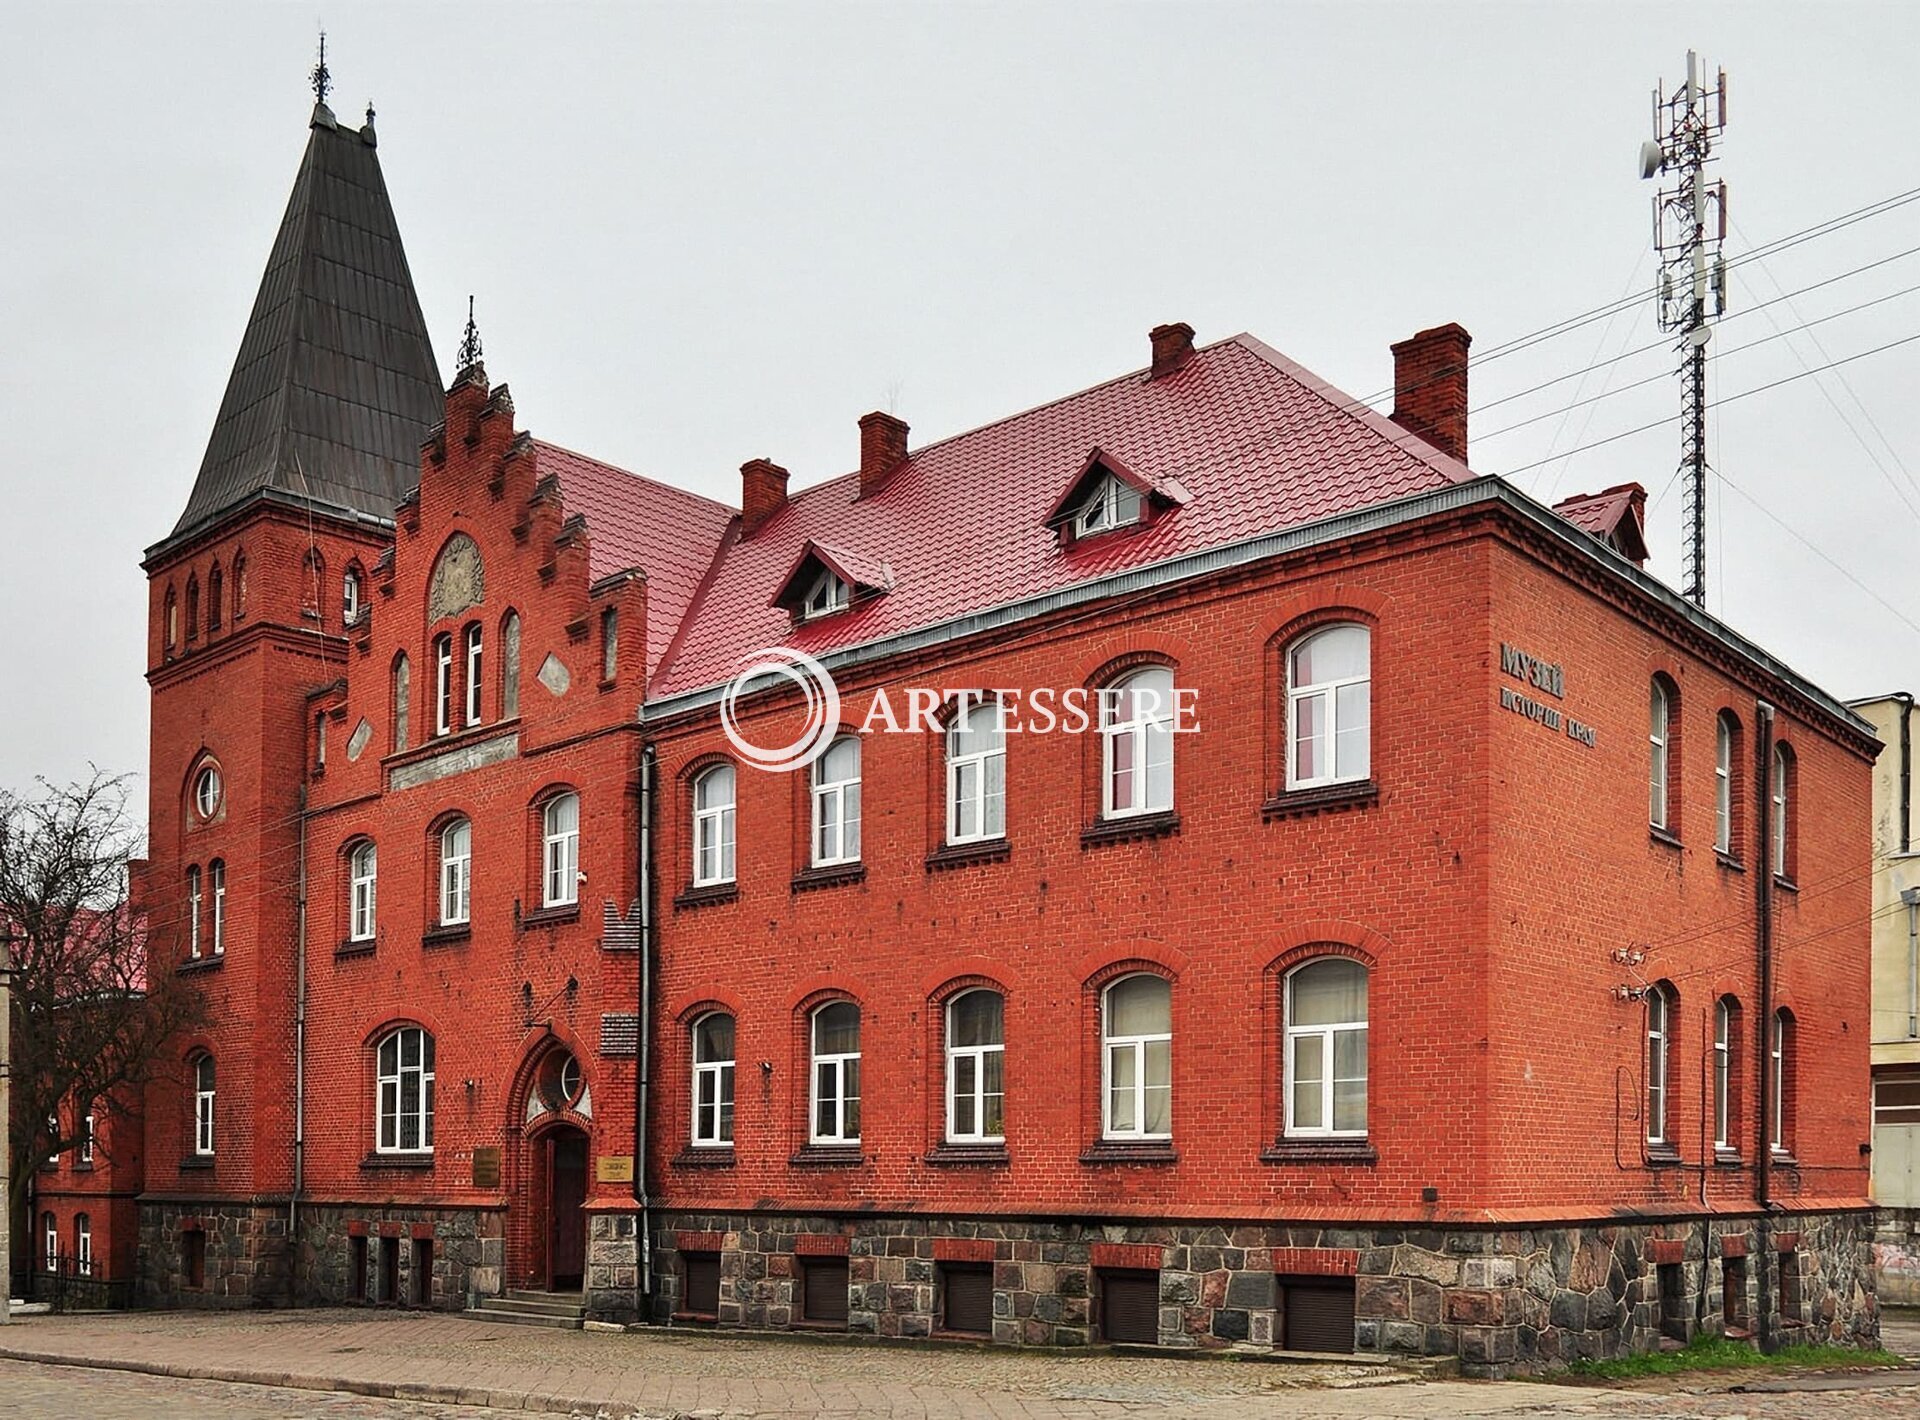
136,100 -> 1880,1371
17,1085 -> 144,1297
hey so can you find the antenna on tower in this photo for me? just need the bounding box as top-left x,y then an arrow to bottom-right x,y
1641,51 -> 1729,608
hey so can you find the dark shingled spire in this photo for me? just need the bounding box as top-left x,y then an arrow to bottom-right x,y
167,103 -> 442,543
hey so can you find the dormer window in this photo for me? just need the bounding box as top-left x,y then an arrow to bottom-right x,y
802,568 -> 851,620
1073,475 -> 1143,537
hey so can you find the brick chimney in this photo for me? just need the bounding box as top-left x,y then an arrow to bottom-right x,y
1390,323 -> 1471,464
1148,322 -> 1195,381
858,412 -> 909,498
740,458 -> 790,537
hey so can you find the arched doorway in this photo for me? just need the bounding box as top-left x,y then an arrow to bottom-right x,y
541,1123 -> 589,1292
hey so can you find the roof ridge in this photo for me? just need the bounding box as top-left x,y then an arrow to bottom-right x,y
531,436 -> 739,516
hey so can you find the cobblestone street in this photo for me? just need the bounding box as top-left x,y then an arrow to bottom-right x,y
0,1310 -> 1916,1419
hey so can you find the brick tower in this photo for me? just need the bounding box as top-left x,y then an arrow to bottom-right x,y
138,96 -> 441,1303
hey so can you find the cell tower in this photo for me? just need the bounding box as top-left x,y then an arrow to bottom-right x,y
1640,51 -> 1728,608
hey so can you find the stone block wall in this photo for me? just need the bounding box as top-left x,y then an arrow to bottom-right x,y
1873,1208 -> 1920,1305
587,1212 -> 642,1323
295,1203 -> 505,1310
652,1208 -> 1879,1376
138,1203 -> 290,1307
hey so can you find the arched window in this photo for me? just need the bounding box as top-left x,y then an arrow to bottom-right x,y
1715,710 -> 1741,854
1772,743 -> 1794,878
693,764 -> 736,887
1102,974 -> 1171,1141
439,818 -> 471,925
185,865 -> 203,959
75,1213 -> 92,1276
209,860 -> 226,956
1101,666 -> 1174,819
691,1013 -> 735,1147
500,612 -> 522,719
464,623 -> 484,726
1647,983 -> 1674,1146
1287,625 -> 1371,788
207,563 -> 223,632
185,574 -> 200,642
349,841 -> 378,942
193,763 -> 222,820
164,585 -> 178,653
1772,1009 -> 1795,1155
80,1112 -> 95,1165
42,1212 -> 56,1273
947,699 -> 1007,844
392,653 -> 411,752
809,1002 -> 861,1145
375,1026 -> 435,1155
542,792 -> 580,908
1649,678 -> 1674,832
1714,996 -> 1738,1151
433,635 -> 453,737
193,1055 -> 216,1156
342,565 -> 363,625
946,989 -> 1005,1144
811,737 -> 862,867
1285,957 -> 1369,1138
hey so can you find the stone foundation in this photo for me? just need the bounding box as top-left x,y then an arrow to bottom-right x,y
652,1208 -> 1879,1376
138,1203 -> 291,1307
586,1211 -> 643,1324
1873,1208 -> 1920,1305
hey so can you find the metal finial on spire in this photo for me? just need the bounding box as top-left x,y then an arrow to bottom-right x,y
310,31 -> 332,106
457,296 -> 483,370
365,100 -> 376,127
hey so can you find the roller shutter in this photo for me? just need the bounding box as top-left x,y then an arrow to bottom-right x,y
941,1263 -> 993,1334
801,1257 -> 849,1325
1280,1276 -> 1355,1353
1101,1269 -> 1160,1344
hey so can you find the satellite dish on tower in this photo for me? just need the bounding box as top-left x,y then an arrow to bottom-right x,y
1639,140 -> 1667,180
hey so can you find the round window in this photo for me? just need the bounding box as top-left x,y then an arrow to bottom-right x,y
543,1052 -> 583,1109
193,764 -> 223,820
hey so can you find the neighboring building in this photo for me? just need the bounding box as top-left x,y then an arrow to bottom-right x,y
18,1087 -> 145,1296
1845,692 -> 1920,1301
136,95 -> 1881,1373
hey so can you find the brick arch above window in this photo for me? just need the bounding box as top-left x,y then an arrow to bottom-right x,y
1078,644 -> 1183,692
502,1022 -> 593,1129
359,1012 -> 444,1049
787,978 -> 864,1016
670,988 -> 746,1026
1252,589 -> 1388,652
1074,943 -> 1189,991
1263,921 -> 1390,977
919,956 -> 1022,1002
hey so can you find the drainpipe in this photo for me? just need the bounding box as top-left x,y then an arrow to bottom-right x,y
1754,700 -> 1775,1353
1903,889 -> 1920,1040
634,744 -> 656,1320
292,784 -> 308,1298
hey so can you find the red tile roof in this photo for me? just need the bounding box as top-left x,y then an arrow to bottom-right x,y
534,440 -> 735,678
1551,482 -> 1649,563
539,334 -> 1481,698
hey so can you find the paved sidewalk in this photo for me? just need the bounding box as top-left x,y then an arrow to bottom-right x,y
0,1310 -> 1916,1419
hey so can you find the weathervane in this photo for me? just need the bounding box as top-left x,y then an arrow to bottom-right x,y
310,31 -> 332,107
457,296 -> 484,370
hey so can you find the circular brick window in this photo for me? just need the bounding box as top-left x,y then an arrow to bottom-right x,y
193,763 -> 223,820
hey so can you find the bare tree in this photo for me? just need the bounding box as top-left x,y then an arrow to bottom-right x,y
2,773 -> 205,1252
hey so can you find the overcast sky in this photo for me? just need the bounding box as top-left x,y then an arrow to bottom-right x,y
3,2 -> 1918,815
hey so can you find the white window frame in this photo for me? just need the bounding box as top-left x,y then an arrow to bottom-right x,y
1715,713 -> 1735,854
75,1215 -> 92,1276
543,793 -> 580,908
80,1113 -> 95,1165
1772,1011 -> 1789,1154
944,989 -> 1006,1145
210,860 -> 226,956
44,1213 -> 56,1273
946,699 -> 1007,845
1101,974 -> 1172,1142
343,568 -> 362,625
194,765 -> 221,819
349,841 -> 378,942
1772,745 -> 1790,877
811,737 -> 862,867
194,1056 -> 215,1157
691,1012 -> 735,1148
1650,680 -> 1672,831
1283,959 -> 1369,1139
464,624 -> 483,727
1285,625 -> 1372,790
376,1026 -> 435,1155
434,635 -> 453,736
440,819 -> 471,926
1100,667 -> 1174,819
801,567 -> 850,620
1713,998 -> 1732,1150
1647,986 -> 1670,1146
1072,475 -> 1142,537
809,1002 -> 862,1146
187,866 -> 202,959
692,765 -> 737,887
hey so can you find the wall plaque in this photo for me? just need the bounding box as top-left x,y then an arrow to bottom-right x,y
596,1154 -> 635,1184
472,1146 -> 502,1189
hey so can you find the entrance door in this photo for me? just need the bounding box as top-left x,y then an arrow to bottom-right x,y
546,1128 -> 588,1291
